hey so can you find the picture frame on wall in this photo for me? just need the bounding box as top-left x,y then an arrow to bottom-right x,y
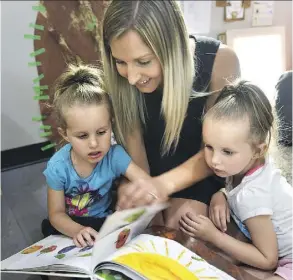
224,1 -> 245,22
216,0 -> 228,7
242,1 -> 251,8
217,32 -> 227,44
216,1 -> 251,8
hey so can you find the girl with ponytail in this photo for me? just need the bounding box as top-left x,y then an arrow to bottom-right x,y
42,64 -> 149,248
180,80 -> 292,279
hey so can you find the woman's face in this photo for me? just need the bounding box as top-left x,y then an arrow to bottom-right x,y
110,30 -> 163,93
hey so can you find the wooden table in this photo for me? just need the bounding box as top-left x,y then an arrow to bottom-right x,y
146,226 -> 268,280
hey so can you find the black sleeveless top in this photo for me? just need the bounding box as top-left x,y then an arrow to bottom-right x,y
143,36 -> 223,204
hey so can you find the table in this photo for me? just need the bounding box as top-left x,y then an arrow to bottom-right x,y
146,226 -> 266,280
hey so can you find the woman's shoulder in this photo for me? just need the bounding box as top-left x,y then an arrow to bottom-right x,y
210,44 -> 240,88
191,35 -> 237,57
190,35 -> 221,92
192,35 -> 220,52
205,44 -> 240,110
190,35 -> 221,65
189,35 -> 240,106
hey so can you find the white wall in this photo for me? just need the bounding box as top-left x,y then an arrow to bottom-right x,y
181,1 -> 291,69
1,1 -> 292,151
1,1 -> 44,151
205,1 -> 292,70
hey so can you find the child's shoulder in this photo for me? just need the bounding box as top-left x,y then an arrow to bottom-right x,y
243,156 -> 291,192
262,157 -> 291,185
106,144 -> 129,158
102,144 -> 131,175
43,144 -> 73,188
266,157 -> 292,192
46,143 -> 71,167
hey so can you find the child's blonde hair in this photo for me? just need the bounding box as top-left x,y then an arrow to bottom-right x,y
204,80 -> 274,149
53,64 -> 112,130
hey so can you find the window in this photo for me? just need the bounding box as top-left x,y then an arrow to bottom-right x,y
226,26 -> 286,102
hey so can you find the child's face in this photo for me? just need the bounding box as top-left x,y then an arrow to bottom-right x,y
202,117 -> 257,178
62,104 -> 112,165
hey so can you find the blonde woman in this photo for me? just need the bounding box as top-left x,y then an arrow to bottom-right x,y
101,0 -> 240,229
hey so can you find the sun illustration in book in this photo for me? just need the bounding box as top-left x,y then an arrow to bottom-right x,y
113,239 -> 219,280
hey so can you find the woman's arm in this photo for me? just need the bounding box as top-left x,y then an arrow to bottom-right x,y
125,125 -> 150,174
155,149 -> 211,194
116,126 -> 152,209
118,125 -> 150,186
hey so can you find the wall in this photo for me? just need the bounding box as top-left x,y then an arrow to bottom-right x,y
1,1 -> 292,151
206,1 -> 292,70
1,1 -> 44,151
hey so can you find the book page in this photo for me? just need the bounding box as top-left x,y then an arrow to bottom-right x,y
95,262 -> 146,280
1,235 -> 91,276
96,234 -> 236,280
97,203 -> 169,239
1,203 -> 168,278
91,203 -> 168,271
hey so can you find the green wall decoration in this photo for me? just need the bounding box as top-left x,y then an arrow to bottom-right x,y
27,1 -> 108,151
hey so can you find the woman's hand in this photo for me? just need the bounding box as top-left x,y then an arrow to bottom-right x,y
209,191 -> 230,232
73,226 -> 98,248
116,177 -> 172,210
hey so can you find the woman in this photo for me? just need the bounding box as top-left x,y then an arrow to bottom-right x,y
101,0 -> 240,229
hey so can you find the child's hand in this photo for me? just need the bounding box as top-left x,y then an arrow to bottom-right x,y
179,212 -> 219,243
209,191 -> 230,232
73,227 -> 98,248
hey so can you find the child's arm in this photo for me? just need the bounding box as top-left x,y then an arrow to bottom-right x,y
124,161 -> 151,181
212,215 -> 278,270
48,187 -> 98,247
209,190 -> 230,232
180,213 -> 278,270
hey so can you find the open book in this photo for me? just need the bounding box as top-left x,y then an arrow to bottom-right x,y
1,203 -> 235,280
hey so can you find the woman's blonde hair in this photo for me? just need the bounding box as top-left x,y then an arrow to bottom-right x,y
53,64 -> 112,130
101,0 -> 195,155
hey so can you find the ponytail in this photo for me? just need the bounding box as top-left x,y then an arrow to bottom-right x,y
52,64 -> 112,130
205,80 -> 274,146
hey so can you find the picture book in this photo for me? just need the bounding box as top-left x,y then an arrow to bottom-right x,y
1,203 -> 235,280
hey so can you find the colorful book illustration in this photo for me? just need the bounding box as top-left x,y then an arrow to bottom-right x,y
1,203 -> 235,280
